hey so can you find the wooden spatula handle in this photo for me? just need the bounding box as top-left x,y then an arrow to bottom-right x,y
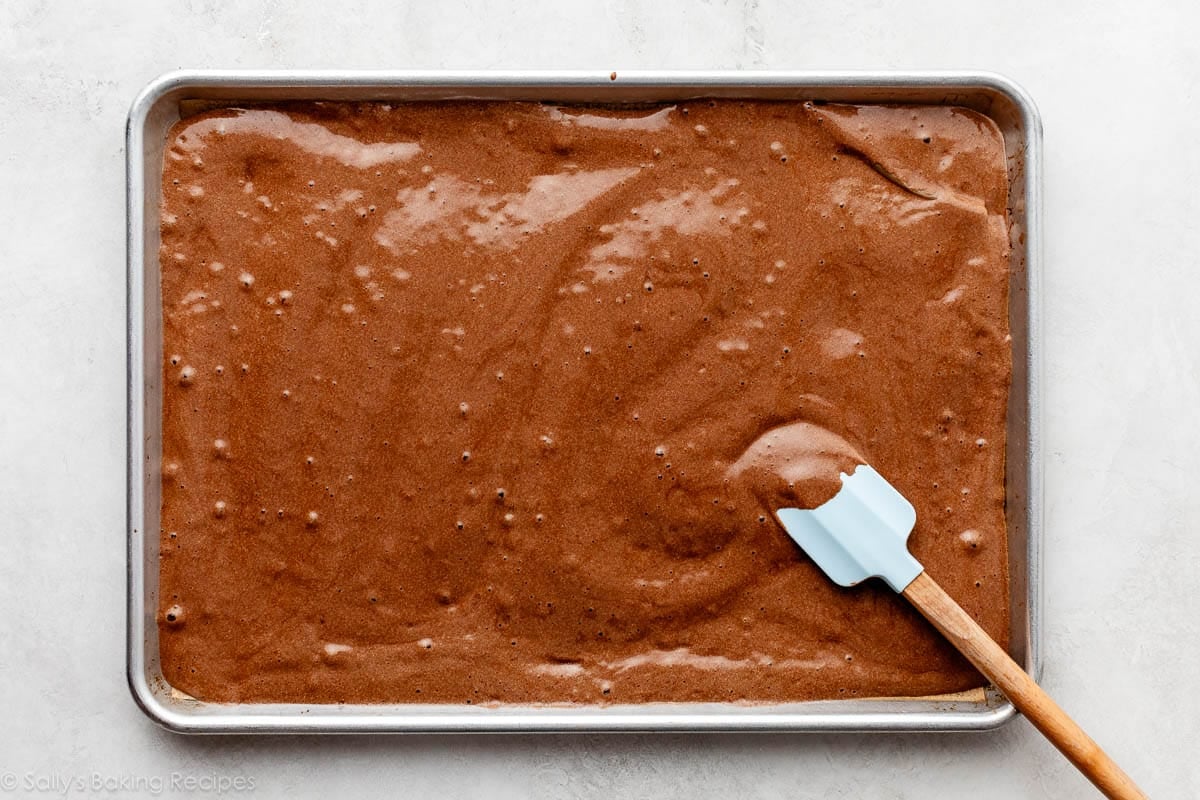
902,571 -> 1147,800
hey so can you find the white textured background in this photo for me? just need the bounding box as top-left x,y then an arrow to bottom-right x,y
2,1 -> 1197,797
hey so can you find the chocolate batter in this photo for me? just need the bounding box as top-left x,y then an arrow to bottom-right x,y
158,100 -> 1011,704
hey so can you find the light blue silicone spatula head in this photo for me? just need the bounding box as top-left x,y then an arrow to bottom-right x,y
775,464 -> 924,592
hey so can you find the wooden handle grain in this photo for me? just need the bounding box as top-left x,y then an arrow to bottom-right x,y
901,571 -> 1147,800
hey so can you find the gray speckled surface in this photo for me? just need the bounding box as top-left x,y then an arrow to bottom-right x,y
1,1 -> 1196,796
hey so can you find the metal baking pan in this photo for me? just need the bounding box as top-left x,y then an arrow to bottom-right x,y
127,70 -> 1042,733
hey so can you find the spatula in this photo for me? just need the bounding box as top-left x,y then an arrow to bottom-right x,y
776,465 -> 1147,800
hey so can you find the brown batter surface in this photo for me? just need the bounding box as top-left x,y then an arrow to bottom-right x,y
158,100 -> 1011,704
